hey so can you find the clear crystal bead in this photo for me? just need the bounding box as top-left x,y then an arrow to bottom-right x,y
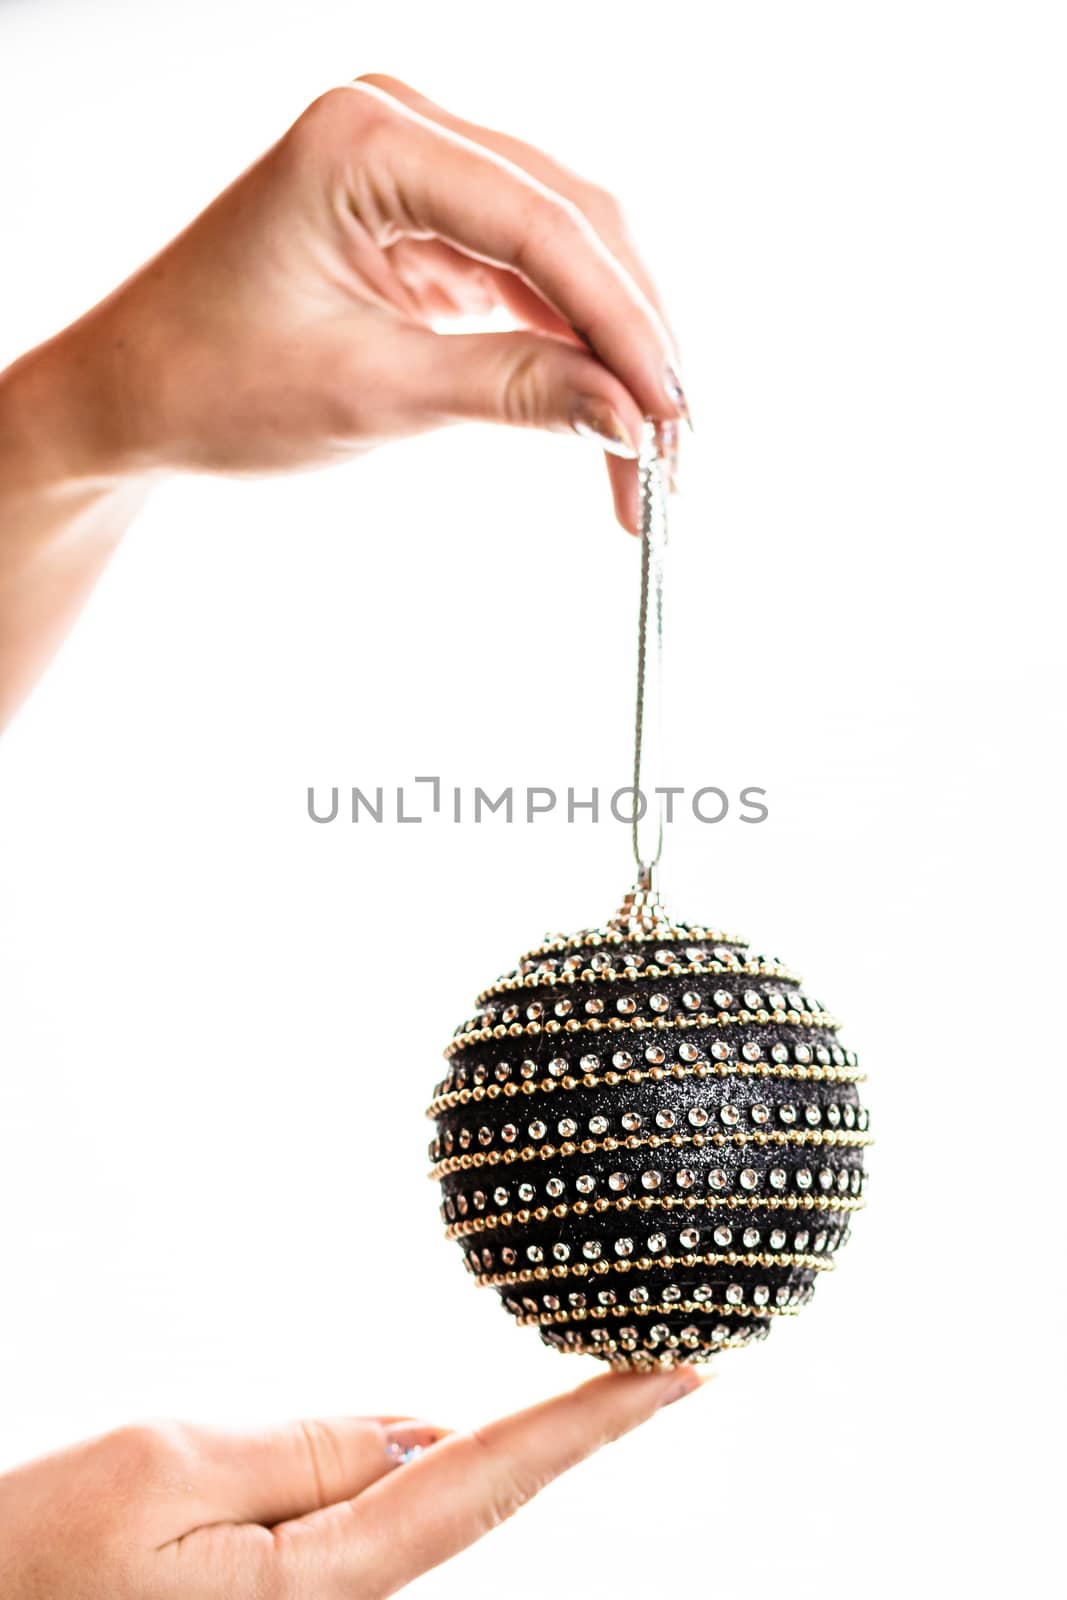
621,1111 -> 641,1131
641,1170 -> 662,1190
680,1227 -> 700,1248
608,1172 -> 628,1192
648,1232 -> 667,1252
688,1106 -> 709,1127
713,1225 -> 732,1246
576,1174 -> 596,1194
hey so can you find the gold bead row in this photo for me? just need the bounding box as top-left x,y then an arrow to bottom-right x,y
471,1249 -> 833,1291
513,1298 -> 798,1330
445,1006 -> 841,1060
517,925 -> 747,964
426,1057 -> 865,1118
444,1191 -> 865,1242
430,1127 -> 872,1181
475,956 -> 799,1007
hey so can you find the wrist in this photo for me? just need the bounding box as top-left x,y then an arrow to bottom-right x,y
0,314 -> 161,495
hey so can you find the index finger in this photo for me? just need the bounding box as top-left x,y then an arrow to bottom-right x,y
354,73 -> 678,351
272,1365 -> 704,1594
327,83 -> 684,425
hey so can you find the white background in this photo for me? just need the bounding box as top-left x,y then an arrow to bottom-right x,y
0,1 -> 1063,1594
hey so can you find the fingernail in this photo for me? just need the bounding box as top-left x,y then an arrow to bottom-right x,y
384,1422 -> 442,1466
659,1366 -> 713,1407
664,366 -> 694,432
572,398 -> 639,459
658,418 -> 680,494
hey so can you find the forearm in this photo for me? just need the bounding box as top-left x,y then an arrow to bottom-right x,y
0,328 -> 152,727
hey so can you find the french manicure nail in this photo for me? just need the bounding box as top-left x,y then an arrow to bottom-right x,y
384,1422 -> 441,1466
572,398 -> 639,459
664,365 -> 694,432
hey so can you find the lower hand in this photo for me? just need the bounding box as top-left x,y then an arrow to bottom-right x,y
0,1367 -> 702,1596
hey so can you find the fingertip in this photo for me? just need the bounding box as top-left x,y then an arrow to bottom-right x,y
606,454 -> 639,533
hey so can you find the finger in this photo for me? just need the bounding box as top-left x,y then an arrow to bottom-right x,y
273,1366 -> 704,1595
144,1416 -> 445,1538
607,454 -> 640,535
388,325 -> 644,464
330,83 -> 685,425
355,74 -> 679,353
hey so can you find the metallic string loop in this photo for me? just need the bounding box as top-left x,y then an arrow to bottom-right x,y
631,421 -> 669,890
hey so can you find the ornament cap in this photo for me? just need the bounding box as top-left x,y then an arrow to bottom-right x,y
607,876 -> 686,937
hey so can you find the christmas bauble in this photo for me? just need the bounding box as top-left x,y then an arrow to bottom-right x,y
427,886 -> 869,1368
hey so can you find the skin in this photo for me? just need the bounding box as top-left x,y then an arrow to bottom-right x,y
0,74 -> 700,1592
0,1369 -> 706,1596
0,74 -> 688,728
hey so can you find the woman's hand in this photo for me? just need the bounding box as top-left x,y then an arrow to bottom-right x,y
0,1366 -> 702,1597
0,75 -> 685,725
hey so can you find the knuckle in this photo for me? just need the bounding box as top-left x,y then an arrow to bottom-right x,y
292,84 -> 393,149
578,179 -> 624,226
294,1418 -> 347,1509
102,1420 -> 188,1476
500,346 -> 550,426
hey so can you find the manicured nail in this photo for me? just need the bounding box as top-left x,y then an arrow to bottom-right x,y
664,366 -> 694,431
572,397 -> 639,459
384,1422 -> 441,1466
658,418 -> 680,493
659,1366 -> 713,1407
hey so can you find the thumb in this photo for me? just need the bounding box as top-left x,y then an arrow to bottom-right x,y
396,327 -> 644,461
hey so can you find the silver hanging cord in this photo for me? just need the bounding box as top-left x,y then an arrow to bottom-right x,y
631,421 -> 670,890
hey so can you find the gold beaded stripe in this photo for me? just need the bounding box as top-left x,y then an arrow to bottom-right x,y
514,925 -> 749,965
474,956 -> 800,1008
445,1192 -> 866,1242
445,1006 -> 841,1060
514,1298 -> 799,1329
471,1250 -> 834,1291
556,1343 -> 747,1367
426,1057 -> 865,1117
429,1127 -> 872,1181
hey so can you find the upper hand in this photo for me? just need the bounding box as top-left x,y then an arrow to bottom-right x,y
56,75 -> 687,533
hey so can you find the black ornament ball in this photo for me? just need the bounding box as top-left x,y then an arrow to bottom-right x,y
427,888 -> 869,1368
